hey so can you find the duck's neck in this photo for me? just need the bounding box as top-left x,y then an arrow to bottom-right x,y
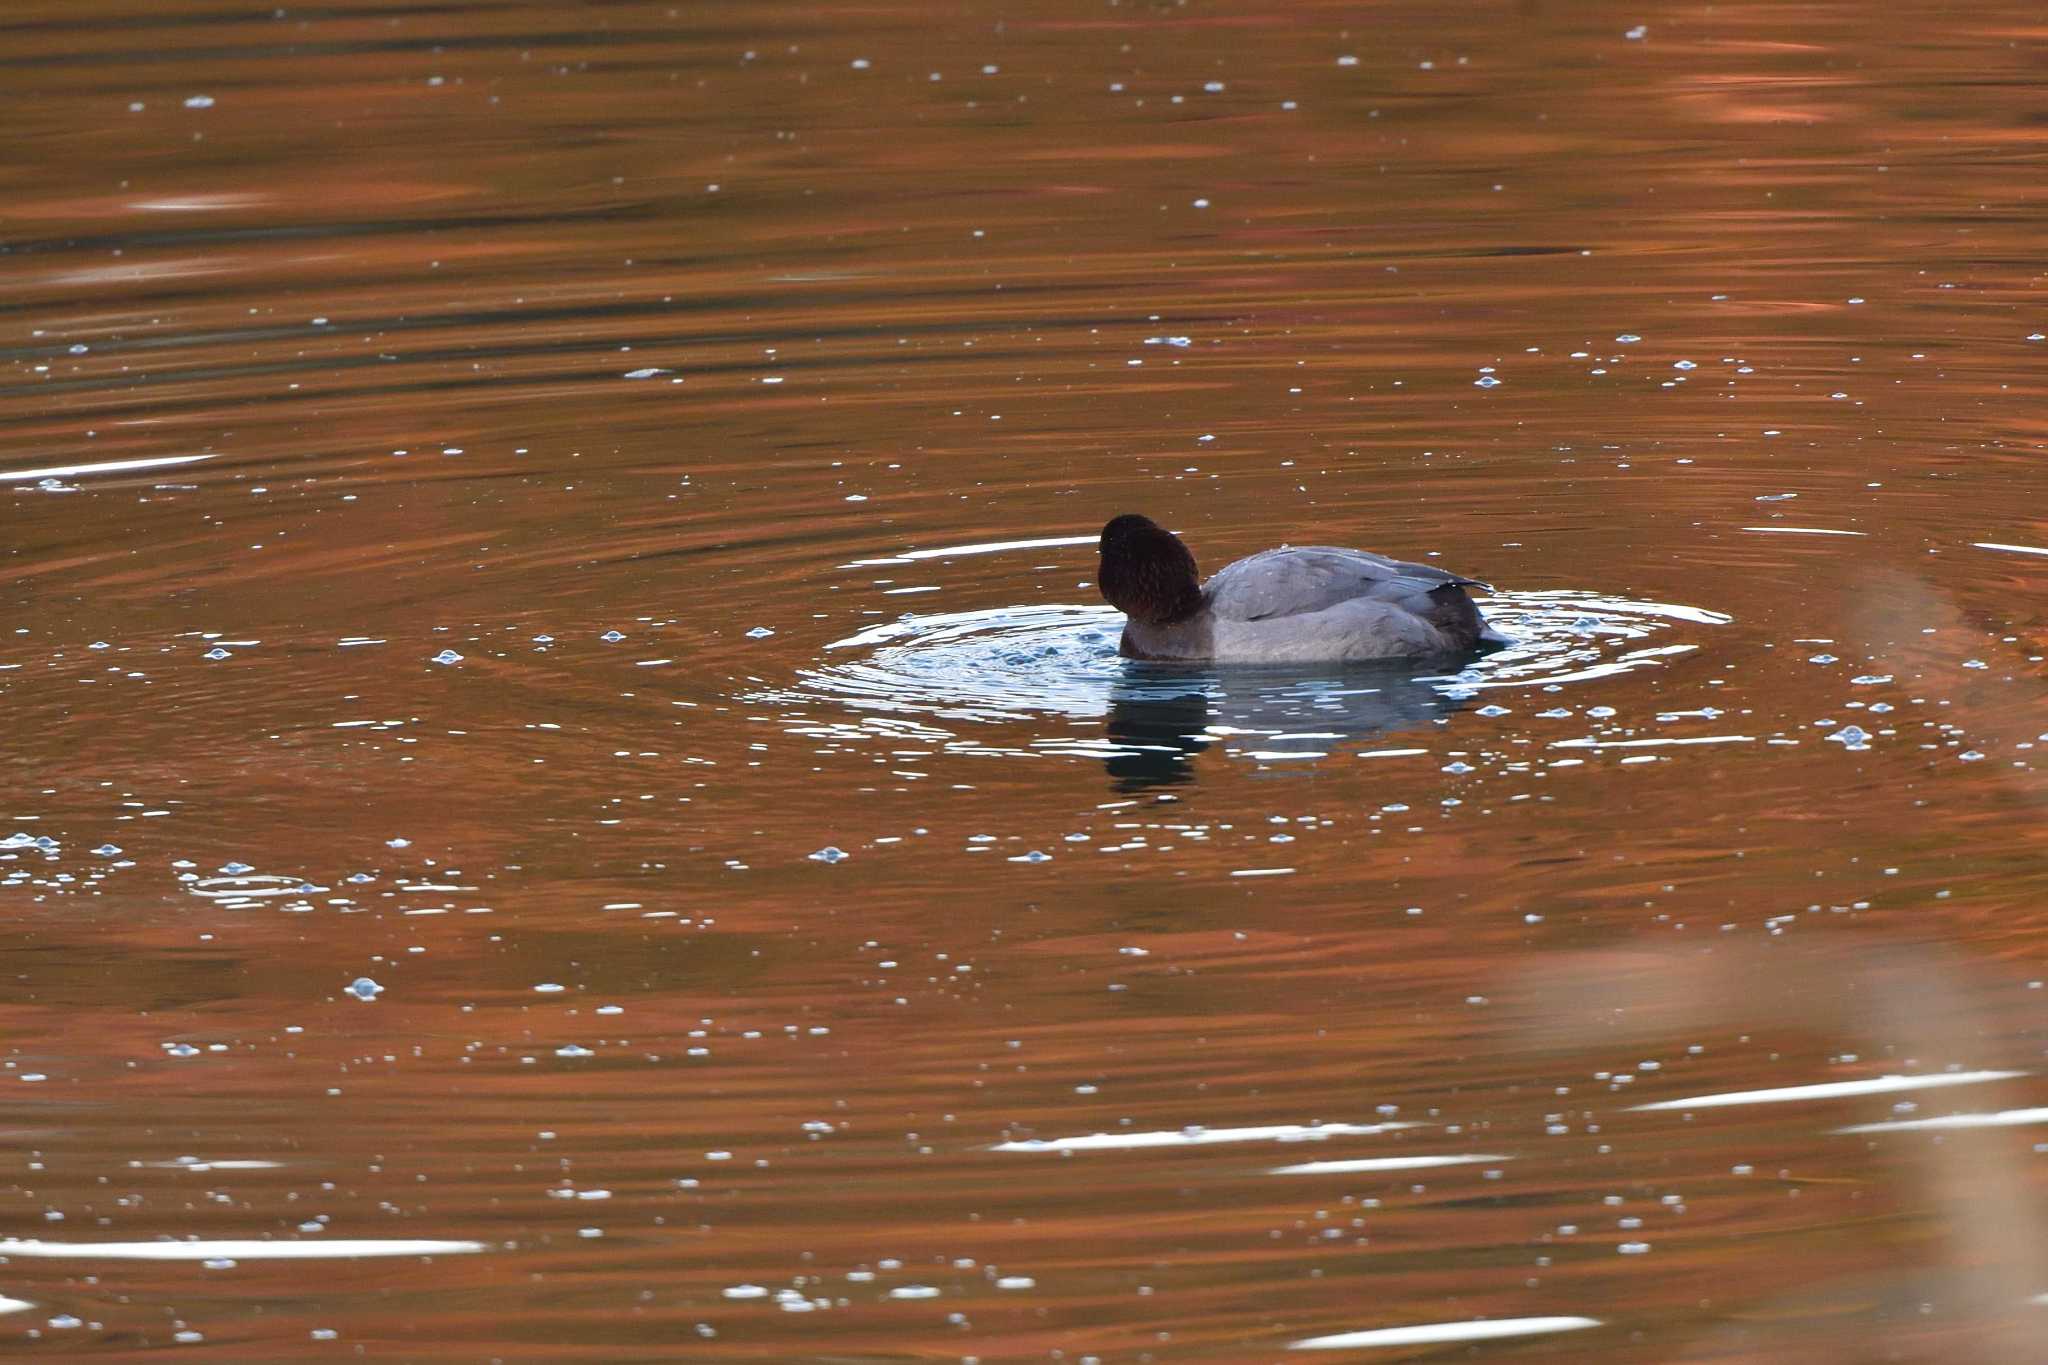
1154,586 -> 1207,625
1120,605 -> 1215,661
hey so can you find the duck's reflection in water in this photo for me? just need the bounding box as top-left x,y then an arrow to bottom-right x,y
1101,656 -> 1479,791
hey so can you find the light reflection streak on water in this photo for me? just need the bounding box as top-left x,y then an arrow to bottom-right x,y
0,454 -> 213,481
1836,1106 -> 2048,1134
0,1238 -> 487,1261
844,533 -> 1101,566
1291,1316 -> 1603,1350
186,875 -> 321,899
1630,1069 -> 2025,1111
1269,1153 -> 1511,1175
1551,734 -> 1755,749
989,1121 -> 1419,1152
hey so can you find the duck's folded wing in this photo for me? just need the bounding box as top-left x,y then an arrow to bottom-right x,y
1205,546 -> 1486,622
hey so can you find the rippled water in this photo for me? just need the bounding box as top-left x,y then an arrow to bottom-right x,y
761,582 -> 1733,778
5,0 -> 2048,1358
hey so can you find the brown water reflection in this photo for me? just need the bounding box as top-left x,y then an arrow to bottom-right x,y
4,0 -> 2047,1357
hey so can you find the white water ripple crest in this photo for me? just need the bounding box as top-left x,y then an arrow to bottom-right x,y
751,590 -> 1730,759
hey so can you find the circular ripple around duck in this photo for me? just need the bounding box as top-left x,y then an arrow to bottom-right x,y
1448,590 -> 1732,691
757,591 -> 1729,741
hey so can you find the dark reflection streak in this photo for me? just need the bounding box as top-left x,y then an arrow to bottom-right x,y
0,327 -> 1155,419
0,304 -> 1138,368
0,3 -> 503,37
0,204 -> 658,258
1269,239 -> 1589,258
0,297 -> 1208,362
0,28 -> 777,68
614,543 -> 761,566
0,348 -> 1060,419
1473,245 -> 1588,257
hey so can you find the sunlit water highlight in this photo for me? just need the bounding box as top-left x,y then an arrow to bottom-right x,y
0,1239 -> 487,1261
1630,1070 -> 2025,1112
1837,1107 -> 2048,1135
1270,1153 -> 1512,1176
1291,1316 -> 1604,1350
0,454 -> 213,483
989,1121 -> 1418,1153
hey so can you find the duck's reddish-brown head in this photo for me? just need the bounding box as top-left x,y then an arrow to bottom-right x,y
1097,514 -> 1203,625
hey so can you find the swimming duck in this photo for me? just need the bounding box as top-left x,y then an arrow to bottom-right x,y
1096,514 -> 1499,663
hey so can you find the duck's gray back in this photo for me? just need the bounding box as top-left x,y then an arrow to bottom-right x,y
1204,545 -> 1479,623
